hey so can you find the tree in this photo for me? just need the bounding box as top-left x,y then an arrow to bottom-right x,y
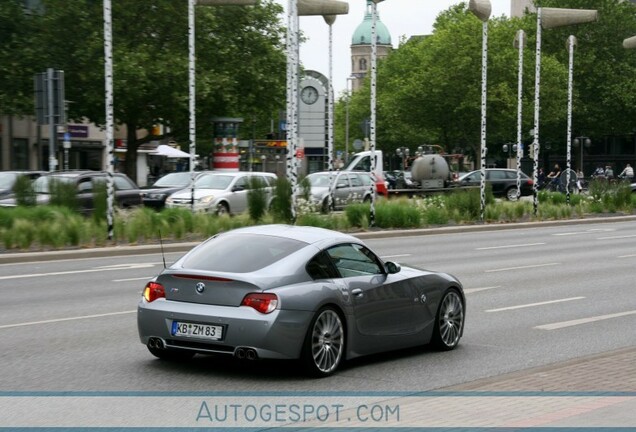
0,1 -> 39,115
336,4 -> 568,165
4,0 -> 287,180
537,0 -> 636,139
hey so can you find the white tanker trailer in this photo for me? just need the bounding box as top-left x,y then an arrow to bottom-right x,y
345,150 -> 459,197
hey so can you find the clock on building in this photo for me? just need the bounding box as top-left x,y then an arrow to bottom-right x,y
300,85 -> 319,105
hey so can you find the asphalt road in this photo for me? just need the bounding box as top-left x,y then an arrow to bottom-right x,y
1,219 -> 635,392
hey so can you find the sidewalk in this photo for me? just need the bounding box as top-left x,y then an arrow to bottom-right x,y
443,346 -> 636,392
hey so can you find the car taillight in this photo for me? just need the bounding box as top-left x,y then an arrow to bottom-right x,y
240,293 -> 278,314
143,281 -> 165,302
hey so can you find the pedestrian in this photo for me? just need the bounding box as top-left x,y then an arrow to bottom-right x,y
604,165 -> 614,180
619,163 -> 634,181
592,165 -> 606,179
538,167 -> 546,189
547,164 -> 561,190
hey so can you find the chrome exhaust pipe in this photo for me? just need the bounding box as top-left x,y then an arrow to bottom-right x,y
246,349 -> 257,361
148,337 -> 164,350
235,348 -> 246,359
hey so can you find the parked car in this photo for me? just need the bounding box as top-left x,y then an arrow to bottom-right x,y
301,170 -> 374,212
165,171 -> 277,215
0,171 -> 142,214
137,224 -> 465,376
457,168 -> 534,201
0,170 -> 45,199
141,171 -> 209,210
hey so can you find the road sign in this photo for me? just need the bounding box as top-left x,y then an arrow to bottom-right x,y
295,148 -> 305,159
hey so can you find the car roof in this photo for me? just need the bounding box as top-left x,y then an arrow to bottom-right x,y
199,171 -> 276,177
218,224 -> 359,245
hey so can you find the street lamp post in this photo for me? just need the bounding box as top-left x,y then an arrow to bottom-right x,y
261,154 -> 267,172
345,76 -> 354,165
103,0 -> 115,239
468,0 -> 491,222
514,30 -> 526,201
565,35 -> 577,205
368,0 -> 385,227
396,147 -> 410,170
502,143 -> 517,168
531,7 -> 598,215
573,136 -> 591,175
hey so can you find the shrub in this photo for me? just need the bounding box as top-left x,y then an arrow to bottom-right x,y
49,179 -> 78,211
270,177 -> 294,223
446,189 -> 481,221
247,177 -> 268,223
375,200 -> 421,228
344,203 -> 369,228
92,180 -> 108,222
13,175 -> 37,206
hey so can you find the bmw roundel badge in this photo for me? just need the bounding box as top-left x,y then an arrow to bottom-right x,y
195,282 -> 205,294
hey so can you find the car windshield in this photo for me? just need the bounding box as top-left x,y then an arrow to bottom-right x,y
306,173 -> 333,187
152,172 -> 192,188
182,233 -> 306,273
32,176 -> 75,193
194,174 -> 233,190
0,173 -> 18,189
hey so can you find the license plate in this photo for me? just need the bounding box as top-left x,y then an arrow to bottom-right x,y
171,321 -> 223,340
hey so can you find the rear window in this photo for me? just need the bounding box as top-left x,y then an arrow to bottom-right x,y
182,233 -> 306,273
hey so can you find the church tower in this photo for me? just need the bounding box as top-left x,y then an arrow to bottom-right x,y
350,0 -> 392,92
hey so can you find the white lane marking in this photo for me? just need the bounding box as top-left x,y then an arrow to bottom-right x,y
553,228 -> 615,236
486,297 -> 585,313
597,234 -> 636,240
476,243 -> 545,251
114,276 -> 154,282
381,254 -> 412,259
619,254 -> 636,258
464,286 -> 501,294
0,264 -> 156,281
96,263 -> 162,269
535,310 -> 636,330
0,310 -> 136,330
485,263 -> 560,273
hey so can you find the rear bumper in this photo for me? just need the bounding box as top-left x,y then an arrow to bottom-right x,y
137,299 -> 313,359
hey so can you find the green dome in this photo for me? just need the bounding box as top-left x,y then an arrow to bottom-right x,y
351,0 -> 392,46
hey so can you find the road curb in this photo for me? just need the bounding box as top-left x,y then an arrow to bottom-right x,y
2,215 -> 636,264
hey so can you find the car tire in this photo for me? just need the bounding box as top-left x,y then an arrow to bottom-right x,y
301,307 -> 345,377
431,288 -> 464,351
147,346 -> 195,361
505,187 -> 519,201
216,202 -> 229,216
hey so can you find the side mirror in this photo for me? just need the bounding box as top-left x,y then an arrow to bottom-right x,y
385,261 -> 401,274
232,185 -> 245,192
336,182 -> 347,189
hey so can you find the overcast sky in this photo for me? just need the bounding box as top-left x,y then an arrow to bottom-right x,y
274,0 -> 512,94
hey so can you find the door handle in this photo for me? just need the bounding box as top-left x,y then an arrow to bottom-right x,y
351,288 -> 363,297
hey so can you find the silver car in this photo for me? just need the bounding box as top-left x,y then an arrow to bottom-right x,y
302,171 -> 374,212
165,171 -> 276,215
137,225 -> 465,376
